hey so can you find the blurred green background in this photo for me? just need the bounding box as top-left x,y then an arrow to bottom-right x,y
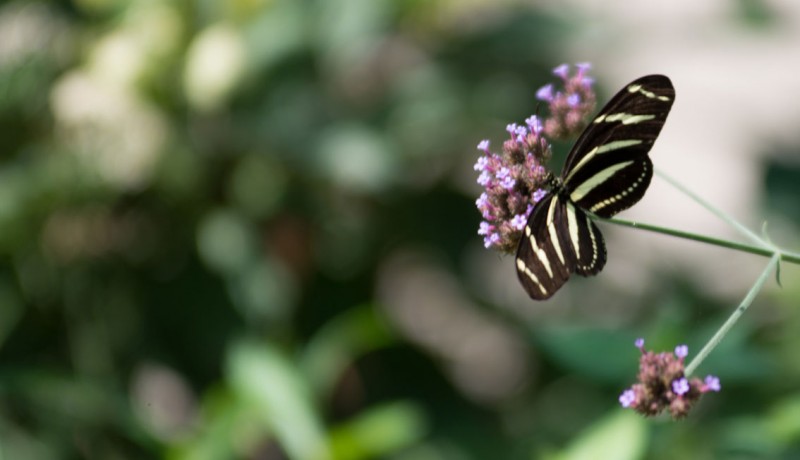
3,0 -> 800,459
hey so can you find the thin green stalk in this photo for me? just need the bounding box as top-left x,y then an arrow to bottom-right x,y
655,169 -> 766,247
684,253 -> 780,376
594,215 -> 800,266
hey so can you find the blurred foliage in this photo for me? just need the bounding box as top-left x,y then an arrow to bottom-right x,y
1,0 -> 800,459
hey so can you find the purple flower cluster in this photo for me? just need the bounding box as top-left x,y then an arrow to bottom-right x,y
536,63 -> 597,140
475,64 -> 596,253
619,339 -> 721,419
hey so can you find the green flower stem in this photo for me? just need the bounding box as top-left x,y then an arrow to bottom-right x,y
594,215 -> 800,266
684,253 -> 780,376
654,169 -> 766,246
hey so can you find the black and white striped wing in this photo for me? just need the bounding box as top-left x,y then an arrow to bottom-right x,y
561,75 -> 675,218
515,193 -> 607,300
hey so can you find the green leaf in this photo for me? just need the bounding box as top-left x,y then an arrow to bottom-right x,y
546,410 -> 647,460
227,340 -> 330,460
766,393 -> 800,444
300,305 -> 395,397
168,387 -> 255,460
329,401 -> 428,460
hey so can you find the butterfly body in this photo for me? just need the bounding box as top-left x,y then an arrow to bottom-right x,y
515,75 -> 674,300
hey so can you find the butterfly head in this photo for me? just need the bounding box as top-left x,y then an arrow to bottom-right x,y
543,171 -> 563,194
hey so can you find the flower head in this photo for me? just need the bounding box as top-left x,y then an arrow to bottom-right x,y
619,339 -> 722,419
510,214 -> 527,230
567,94 -> 580,107
553,63 -> 570,79
476,193 -> 493,219
536,84 -> 554,102
483,232 -> 500,248
619,389 -> 636,408
497,167 -> 516,190
672,377 -> 690,396
477,170 -> 491,187
675,344 -> 688,359
703,375 -> 721,392
525,115 -> 543,135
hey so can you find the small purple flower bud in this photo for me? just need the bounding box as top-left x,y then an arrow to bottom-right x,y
675,345 -> 688,359
672,378 -> 690,396
474,156 -> 489,171
506,123 -> 519,135
477,139 -> 490,151
478,221 -> 492,235
496,166 -> 515,189
536,84 -> 554,102
483,232 -> 500,248
704,376 -> 721,392
525,115 -> 542,134
477,171 -> 491,186
475,192 -> 489,209
510,214 -> 527,230
634,338 -> 645,349
581,77 -> 595,88
552,63 -> 569,79
532,189 -> 547,203
567,94 -> 580,107
619,389 -> 636,408
514,125 -> 528,143
576,62 -> 591,74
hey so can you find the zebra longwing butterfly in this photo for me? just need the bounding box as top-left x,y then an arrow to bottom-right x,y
515,75 -> 674,300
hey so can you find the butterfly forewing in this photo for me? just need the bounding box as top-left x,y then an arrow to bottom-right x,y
514,74 -> 674,300
562,75 -> 674,217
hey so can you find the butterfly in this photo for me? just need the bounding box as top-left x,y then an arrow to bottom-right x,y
515,75 -> 675,300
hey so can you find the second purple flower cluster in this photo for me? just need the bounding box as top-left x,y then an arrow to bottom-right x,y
619,338 -> 721,419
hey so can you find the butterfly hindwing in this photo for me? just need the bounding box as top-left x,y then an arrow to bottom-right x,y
561,75 -> 674,218
563,200 -> 607,276
515,194 -> 577,300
